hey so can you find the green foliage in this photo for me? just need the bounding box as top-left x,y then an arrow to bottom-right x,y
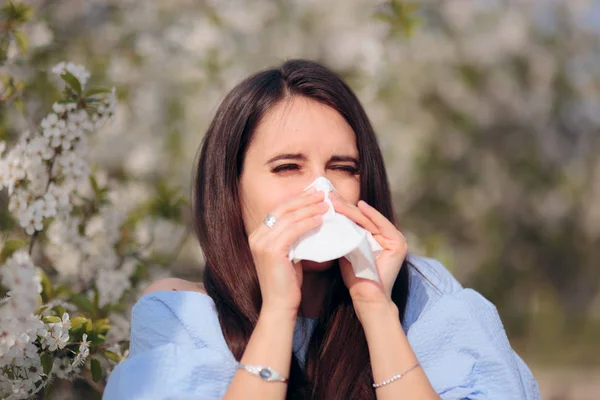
0,1 -> 34,63
59,71 -> 83,97
0,239 -> 26,263
42,315 -> 61,324
39,270 -> 53,302
0,1 -> 34,24
13,29 -> 27,54
90,358 -> 102,382
69,293 -> 95,317
70,316 -> 90,331
40,352 -> 53,375
374,1 -> 420,37
101,350 -> 121,363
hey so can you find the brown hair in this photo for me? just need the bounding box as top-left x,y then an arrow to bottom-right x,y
192,59 -> 410,399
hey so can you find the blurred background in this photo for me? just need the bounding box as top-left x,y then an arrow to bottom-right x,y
1,0 -> 599,398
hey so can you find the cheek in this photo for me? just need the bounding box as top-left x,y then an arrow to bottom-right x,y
330,179 -> 360,205
241,182 -> 296,233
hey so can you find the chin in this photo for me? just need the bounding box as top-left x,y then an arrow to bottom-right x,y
301,259 -> 337,272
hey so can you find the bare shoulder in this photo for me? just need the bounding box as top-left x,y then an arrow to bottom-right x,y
141,277 -> 206,297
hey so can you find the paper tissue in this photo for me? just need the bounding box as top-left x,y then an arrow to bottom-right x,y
288,176 -> 383,283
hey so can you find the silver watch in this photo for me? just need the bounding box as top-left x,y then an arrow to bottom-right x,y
236,362 -> 289,383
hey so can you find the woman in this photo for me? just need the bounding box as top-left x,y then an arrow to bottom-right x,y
104,59 -> 541,399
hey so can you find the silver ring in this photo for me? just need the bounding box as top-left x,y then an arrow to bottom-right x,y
263,213 -> 277,228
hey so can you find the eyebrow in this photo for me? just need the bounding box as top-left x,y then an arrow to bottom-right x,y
265,153 -> 359,166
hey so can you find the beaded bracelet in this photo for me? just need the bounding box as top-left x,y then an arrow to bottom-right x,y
372,362 -> 421,388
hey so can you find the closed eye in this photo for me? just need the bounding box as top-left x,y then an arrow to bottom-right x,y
272,164 -> 300,173
271,164 -> 359,175
331,166 -> 359,175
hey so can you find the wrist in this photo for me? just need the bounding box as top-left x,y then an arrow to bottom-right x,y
353,299 -> 399,325
259,305 -> 298,324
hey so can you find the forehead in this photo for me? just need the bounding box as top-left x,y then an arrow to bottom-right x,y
250,96 -> 358,156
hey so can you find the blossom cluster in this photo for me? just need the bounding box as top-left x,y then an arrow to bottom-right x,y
0,251 -> 91,399
0,58 -> 187,398
0,62 -> 115,398
0,64 -> 117,237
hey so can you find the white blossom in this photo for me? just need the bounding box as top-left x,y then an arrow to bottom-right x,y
53,356 -> 76,380
52,101 -> 77,114
0,252 -> 46,397
56,151 -> 90,185
91,87 -> 117,128
71,334 -> 90,368
51,62 -> 91,87
0,56 -> 129,397
0,251 -> 42,309
40,113 -> 67,148
96,263 -> 134,308
40,313 -> 70,352
135,216 -> 186,257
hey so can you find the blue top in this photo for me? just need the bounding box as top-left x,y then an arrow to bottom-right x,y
103,255 -> 541,399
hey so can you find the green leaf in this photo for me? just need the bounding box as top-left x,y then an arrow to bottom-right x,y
41,352 -> 53,375
93,318 -> 111,334
93,287 -> 99,311
90,358 -> 102,382
60,71 -> 82,96
374,0 -> 420,37
53,284 -> 71,298
54,305 -> 65,317
1,2 -> 34,23
70,316 -> 89,330
14,97 -> 25,115
13,29 -> 28,54
0,239 -> 26,263
89,175 -> 100,196
42,315 -> 61,324
39,270 -> 53,302
38,305 -> 50,314
84,87 -> 111,97
70,293 -> 95,315
101,350 -> 121,363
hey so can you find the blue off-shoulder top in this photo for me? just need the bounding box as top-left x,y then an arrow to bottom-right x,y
103,255 -> 541,399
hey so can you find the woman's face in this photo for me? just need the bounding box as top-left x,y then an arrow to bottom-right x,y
239,96 -> 360,272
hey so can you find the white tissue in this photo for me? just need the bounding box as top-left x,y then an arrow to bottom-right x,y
288,176 -> 383,283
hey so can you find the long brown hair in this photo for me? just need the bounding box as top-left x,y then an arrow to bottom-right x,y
192,59 -> 410,399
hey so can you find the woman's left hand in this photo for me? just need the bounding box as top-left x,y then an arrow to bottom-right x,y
329,192 -> 408,309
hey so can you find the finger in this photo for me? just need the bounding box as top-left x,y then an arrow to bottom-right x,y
271,214 -> 324,252
249,211 -> 325,262
357,200 -> 403,239
329,195 -> 379,234
253,201 -> 327,253
269,189 -> 325,221
338,256 -> 356,287
268,202 -> 328,235
252,190 -> 325,239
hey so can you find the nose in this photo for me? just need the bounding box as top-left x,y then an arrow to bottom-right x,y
305,164 -> 327,186
303,176 -> 334,193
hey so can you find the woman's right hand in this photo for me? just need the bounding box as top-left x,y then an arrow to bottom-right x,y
248,188 -> 328,318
